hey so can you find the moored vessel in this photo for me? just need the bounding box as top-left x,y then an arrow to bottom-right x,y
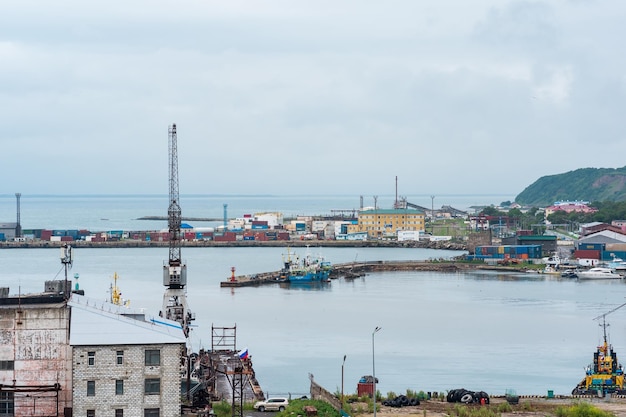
572,303 -> 626,395
280,247 -> 332,282
577,267 -> 622,280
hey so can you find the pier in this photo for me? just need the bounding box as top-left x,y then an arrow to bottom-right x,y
219,260 -> 479,287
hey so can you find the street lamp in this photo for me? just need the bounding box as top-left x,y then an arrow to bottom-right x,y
372,327 -> 381,417
341,355 -> 347,411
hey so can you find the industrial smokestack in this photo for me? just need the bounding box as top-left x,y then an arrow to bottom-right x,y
15,193 -> 21,238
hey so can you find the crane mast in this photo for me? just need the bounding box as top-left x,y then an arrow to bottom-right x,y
168,124 -> 182,270
161,123 -> 194,337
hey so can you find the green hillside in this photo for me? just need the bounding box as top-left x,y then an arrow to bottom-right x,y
515,166 -> 626,207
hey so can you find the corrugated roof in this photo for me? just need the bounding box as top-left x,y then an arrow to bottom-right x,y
68,294 -> 186,346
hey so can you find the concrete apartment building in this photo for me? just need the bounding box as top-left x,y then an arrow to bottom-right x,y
0,282 -> 186,417
348,208 -> 425,238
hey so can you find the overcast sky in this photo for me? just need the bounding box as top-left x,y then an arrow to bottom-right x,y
1,0 -> 625,196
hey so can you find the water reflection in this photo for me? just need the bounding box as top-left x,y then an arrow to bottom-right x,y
278,281 -> 332,291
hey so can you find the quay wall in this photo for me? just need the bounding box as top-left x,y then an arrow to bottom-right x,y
0,239 -> 468,251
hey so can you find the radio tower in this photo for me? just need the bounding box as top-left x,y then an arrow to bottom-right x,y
161,123 -> 194,337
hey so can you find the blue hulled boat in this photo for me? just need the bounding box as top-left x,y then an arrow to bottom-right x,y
281,247 -> 332,282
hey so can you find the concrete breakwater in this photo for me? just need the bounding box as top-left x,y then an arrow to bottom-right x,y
220,260 -> 505,287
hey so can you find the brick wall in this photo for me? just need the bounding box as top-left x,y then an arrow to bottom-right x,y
0,303 -> 72,416
73,343 -> 183,417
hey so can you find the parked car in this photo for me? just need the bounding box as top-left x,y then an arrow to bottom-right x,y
254,398 -> 289,412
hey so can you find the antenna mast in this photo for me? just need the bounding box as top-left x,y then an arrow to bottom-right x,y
161,123 -> 194,337
594,301 -> 626,347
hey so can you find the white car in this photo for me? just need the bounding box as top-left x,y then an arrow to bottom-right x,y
254,398 -> 289,412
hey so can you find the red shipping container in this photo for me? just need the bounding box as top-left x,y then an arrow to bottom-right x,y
215,234 -> 236,242
254,233 -> 268,241
574,249 -> 600,259
357,383 -> 374,398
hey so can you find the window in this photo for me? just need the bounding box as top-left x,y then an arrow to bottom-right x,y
115,409 -> 124,417
0,392 -> 14,415
88,351 -> 95,366
87,410 -> 95,417
87,380 -> 95,396
144,378 -> 160,395
144,409 -> 159,417
0,361 -> 14,371
115,379 -> 124,395
145,349 -> 160,366
116,350 -> 124,365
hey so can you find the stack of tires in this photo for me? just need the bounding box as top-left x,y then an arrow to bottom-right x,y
446,389 -> 489,404
381,395 -> 421,408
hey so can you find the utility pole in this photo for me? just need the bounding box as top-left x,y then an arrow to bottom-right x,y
430,195 -> 435,234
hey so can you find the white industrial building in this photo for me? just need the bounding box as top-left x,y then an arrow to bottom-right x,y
0,283 -> 186,417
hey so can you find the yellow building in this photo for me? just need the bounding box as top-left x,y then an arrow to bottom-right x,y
348,208 -> 425,238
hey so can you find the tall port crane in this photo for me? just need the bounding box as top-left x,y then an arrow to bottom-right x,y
161,123 -> 194,337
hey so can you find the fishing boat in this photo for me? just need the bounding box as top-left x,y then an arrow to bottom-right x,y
572,303 -> 626,395
280,247 -> 332,283
577,267 -> 622,280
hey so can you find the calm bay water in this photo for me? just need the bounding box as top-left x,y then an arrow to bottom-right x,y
0,194 -> 514,231
4,246 -> 626,398
2,195 -> 626,398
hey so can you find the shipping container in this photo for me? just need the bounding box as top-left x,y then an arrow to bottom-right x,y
243,235 -> 255,241
606,243 -> 626,252
254,233 -> 268,241
578,243 -> 605,251
214,234 -> 236,242
475,245 -> 541,259
574,249 -> 600,259
357,383 -> 375,398
602,251 -> 626,261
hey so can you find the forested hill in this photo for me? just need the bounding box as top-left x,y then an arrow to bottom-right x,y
515,166 -> 626,207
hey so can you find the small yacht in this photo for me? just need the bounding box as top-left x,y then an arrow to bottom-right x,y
577,267 -> 622,280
